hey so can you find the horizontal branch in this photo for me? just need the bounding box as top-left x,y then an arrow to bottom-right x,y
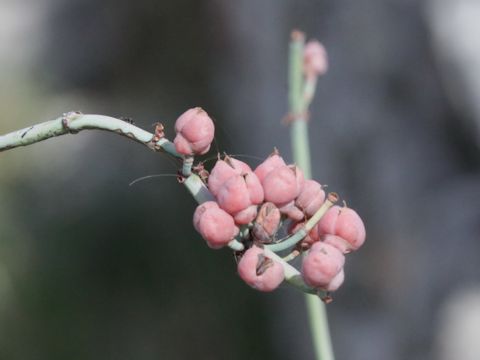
0,111 -> 180,157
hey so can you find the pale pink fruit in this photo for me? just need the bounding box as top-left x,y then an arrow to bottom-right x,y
317,205 -> 366,252
193,202 -> 239,249
262,165 -> 304,205
254,154 -> 286,183
227,157 -> 252,174
216,175 -> 251,214
253,202 -> 281,243
325,268 -> 344,292
301,242 -> 345,287
295,180 -> 326,217
173,107 -> 215,155
303,41 -> 328,77
208,157 -> 251,196
215,172 -> 264,219
193,201 -> 219,231
278,201 -> 304,221
233,205 -> 258,225
321,234 -> 352,254
237,246 -> 285,292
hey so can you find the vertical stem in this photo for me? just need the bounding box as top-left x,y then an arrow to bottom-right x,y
289,31 -> 312,177
305,296 -> 334,360
288,30 -> 334,360
291,120 -> 312,177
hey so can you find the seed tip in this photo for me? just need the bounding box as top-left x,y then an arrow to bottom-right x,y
327,192 -> 339,203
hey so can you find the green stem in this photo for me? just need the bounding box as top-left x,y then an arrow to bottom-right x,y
288,30 -> 335,360
303,75 -> 318,109
182,174 -> 215,203
183,173 -> 321,292
305,295 -> 335,360
282,249 -> 300,262
264,192 -> 338,252
263,248 -> 326,297
182,156 -> 194,177
0,111 -> 181,157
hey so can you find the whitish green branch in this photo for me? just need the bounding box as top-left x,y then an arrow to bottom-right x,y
265,192 -> 338,252
0,110 -> 320,297
288,31 -> 335,360
183,174 -> 318,293
0,111 -> 179,157
264,248 -> 327,298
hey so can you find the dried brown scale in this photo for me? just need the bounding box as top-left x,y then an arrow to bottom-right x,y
153,122 -> 165,141
193,162 -> 209,183
176,172 -> 186,184
61,111 -> 82,134
253,202 -> 281,243
256,254 -> 274,276
291,29 -> 305,41
321,295 -> 333,304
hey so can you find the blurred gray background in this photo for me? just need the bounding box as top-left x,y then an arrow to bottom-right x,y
1,0 -> 480,359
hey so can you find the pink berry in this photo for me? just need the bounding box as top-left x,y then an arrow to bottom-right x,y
303,41 -> 328,77
253,202 -> 281,243
278,201 -> 304,221
233,205 -> 258,225
193,201 -> 219,231
301,242 -> 344,287
173,107 -> 215,155
325,268 -> 344,292
243,172 -> 264,205
295,180 -> 326,217
216,175 -> 251,214
317,205 -> 366,252
321,234 -> 352,254
237,246 -> 285,292
193,202 -> 239,249
254,153 -> 286,183
262,165 -> 304,206
215,172 -> 264,220
228,157 -> 252,174
208,157 -> 251,196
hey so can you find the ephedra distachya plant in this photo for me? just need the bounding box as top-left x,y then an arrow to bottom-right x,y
172,107 -> 365,295
0,31 -> 365,360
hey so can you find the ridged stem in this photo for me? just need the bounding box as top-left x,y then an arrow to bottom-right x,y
0,111 -> 180,156
288,30 -> 335,360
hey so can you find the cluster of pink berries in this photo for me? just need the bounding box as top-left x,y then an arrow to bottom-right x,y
173,107 -> 365,296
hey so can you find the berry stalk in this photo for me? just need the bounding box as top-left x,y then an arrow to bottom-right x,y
264,192 -> 338,252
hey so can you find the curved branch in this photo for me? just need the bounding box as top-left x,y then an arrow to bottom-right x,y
265,192 -> 338,252
0,111 -> 180,157
0,110 -> 321,297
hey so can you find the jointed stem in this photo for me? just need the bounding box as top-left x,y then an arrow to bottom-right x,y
288,30 -> 335,360
0,111 -> 180,156
0,109 -> 320,296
